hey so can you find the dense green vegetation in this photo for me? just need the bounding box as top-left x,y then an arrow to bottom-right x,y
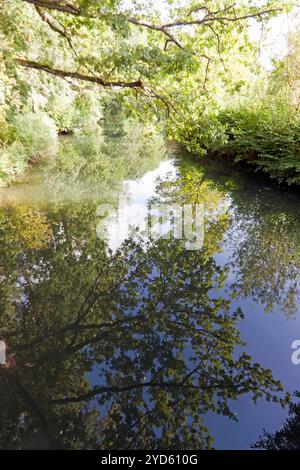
1,0 -> 299,186
178,100 -> 300,185
175,25 -> 300,184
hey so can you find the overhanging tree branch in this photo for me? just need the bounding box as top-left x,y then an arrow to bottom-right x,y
16,58 -> 189,120
16,59 -> 143,88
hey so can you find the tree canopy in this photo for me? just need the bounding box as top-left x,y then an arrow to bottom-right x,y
1,0 -> 285,118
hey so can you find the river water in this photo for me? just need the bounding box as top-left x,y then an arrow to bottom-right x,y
0,128 -> 300,449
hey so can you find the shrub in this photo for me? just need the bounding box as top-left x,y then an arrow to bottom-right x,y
11,112 -> 58,159
46,95 -> 77,133
179,102 -> 300,185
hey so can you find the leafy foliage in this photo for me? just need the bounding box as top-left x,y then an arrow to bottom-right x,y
176,10 -> 300,186
179,101 -> 300,185
0,0 -> 296,186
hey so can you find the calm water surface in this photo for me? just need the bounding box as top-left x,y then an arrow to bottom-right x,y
1,129 -> 300,449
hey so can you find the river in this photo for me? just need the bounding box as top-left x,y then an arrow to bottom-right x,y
0,127 -> 300,449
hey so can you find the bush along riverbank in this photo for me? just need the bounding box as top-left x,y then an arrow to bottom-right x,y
177,101 -> 300,186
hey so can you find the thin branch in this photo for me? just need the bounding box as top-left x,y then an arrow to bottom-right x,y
34,5 -> 75,54
34,5 -> 101,78
187,3 -> 236,18
206,23 -> 227,72
204,57 -> 211,90
142,85 -> 191,123
160,9 -> 280,29
14,315 -> 145,351
22,0 -> 281,56
127,17 -> 204,57
50,378 -> 256,405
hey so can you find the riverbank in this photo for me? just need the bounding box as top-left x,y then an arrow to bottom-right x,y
176,102 -> 300,187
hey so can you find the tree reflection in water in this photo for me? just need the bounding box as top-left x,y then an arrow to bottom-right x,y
0,203 -> 285,449
2,137 -> 300,449
172,155 -> 300,317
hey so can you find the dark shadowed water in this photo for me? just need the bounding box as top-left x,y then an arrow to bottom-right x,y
1,127 -> 300,449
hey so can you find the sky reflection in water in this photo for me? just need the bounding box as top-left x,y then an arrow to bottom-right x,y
0,131 -> 300,449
